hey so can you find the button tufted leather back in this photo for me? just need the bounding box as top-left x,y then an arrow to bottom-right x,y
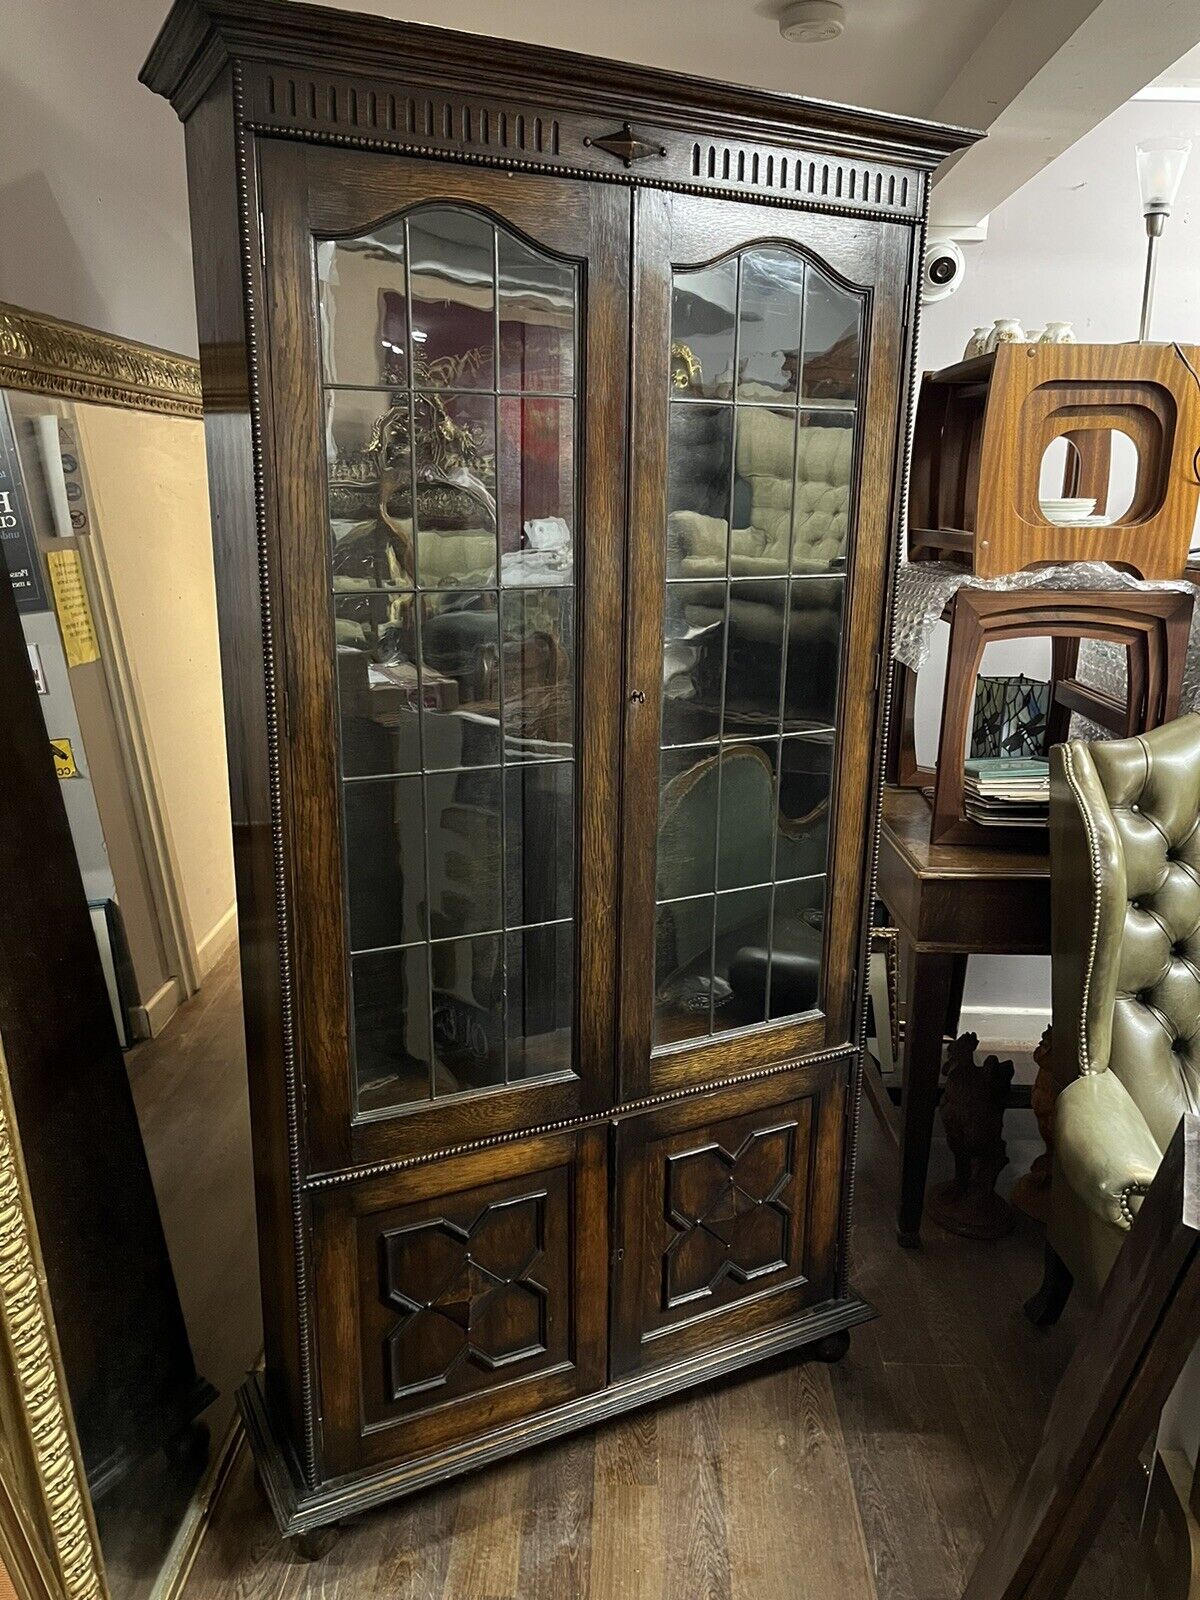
1051,715 -> 1200,1154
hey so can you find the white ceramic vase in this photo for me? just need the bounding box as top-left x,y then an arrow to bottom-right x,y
963,326 -> 990,359
1040,321 -> 1076,344
984,318 -> 1026,351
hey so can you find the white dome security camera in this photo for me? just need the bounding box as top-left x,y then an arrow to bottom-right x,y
922,238 -> 966,303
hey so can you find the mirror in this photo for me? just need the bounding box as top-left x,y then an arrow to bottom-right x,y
0,305 -> 258,1600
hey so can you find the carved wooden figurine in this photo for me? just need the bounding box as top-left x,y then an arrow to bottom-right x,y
928,1031 -> 1016,1240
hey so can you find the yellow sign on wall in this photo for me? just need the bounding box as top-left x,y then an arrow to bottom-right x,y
49,737 -> 79,779
46,548 -> 99,668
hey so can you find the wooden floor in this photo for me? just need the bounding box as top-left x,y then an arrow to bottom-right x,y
177,1065 -> 1152,1600
94,944 -> 261,1600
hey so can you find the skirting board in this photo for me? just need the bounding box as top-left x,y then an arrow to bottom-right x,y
239,1293 -> 876,1536
130,976 -> 183,1041
958,1005 -> 1050,1044
195,903 -> 238,980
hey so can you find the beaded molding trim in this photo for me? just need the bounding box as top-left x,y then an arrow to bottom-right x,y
242,121 -> 924,228
234,64 -> 319,1490
305,1044 -> 857,1190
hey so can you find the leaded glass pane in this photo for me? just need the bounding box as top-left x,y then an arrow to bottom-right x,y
317,204 -> 579,1112
653,251 -> 862,1047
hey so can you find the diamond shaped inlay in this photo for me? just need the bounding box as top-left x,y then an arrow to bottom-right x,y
662,1123 -> 796,1308
380,1193 -> 549,1401
584,122 -> 667,168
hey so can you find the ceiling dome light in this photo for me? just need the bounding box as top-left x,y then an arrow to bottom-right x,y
779,1 -> 845,43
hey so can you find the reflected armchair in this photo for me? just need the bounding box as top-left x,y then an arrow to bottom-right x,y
1031,714 -> 1200,1323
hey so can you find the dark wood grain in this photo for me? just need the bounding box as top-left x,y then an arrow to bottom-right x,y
152,0 -> 968,1531
173,1099 -> 1158,1600
964,1115 -> 1200,1600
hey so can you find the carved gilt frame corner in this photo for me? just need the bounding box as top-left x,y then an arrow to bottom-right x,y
0,1038 -> 107,1600
0,303 -> 201,420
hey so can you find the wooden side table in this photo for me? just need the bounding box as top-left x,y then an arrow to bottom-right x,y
876,787 -> 1051,1246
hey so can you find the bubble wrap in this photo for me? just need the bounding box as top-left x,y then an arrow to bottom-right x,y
891,560 -> 1200,743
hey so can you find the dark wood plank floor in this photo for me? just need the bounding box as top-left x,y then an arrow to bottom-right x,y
94,945 -> 261,1600
175,1017 -> 1153,1600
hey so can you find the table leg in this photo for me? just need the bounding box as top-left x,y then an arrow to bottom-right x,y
897,948 -> 958,1247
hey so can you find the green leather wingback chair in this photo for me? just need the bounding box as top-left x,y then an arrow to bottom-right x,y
1029,713 -> 1200,1325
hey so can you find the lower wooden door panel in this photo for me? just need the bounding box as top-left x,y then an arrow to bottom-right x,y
312,1127 -> 608,1475
610,1061 -> 845,1378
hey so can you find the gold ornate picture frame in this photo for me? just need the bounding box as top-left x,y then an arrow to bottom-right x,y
0,304 -> 200,422
0,1039 -> 106,1600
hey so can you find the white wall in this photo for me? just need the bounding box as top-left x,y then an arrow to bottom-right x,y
916,95 -> 1200,1037
73,404 -> 236,977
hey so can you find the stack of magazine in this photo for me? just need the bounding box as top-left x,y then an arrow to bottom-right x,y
962,756 -> 1050,828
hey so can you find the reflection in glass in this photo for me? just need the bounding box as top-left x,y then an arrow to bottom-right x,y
658,745 -> 720,902
655,246 -> 862,1046
344,774 -> 425,952
713,887 -> 772,1033
420,592 -> 502,769
335,593 -> 421,778
738,247 -> 805,402
769,877 -> 825,1019
506,922 -> 573,1080
316,203 -> 580,1111
666,403 -> 733,579
326,389 -> 417,590
426,766 -> 503,940
661,582 -> 725,746
317,230 -> 408,388
498,397 -> 574,580
671,258 -> 736,399
413,391 -> 497,573
716,743 -> 777,889
430,934 -> 505,1091
407,207 -> 496,389
501,587 -> 575,758
498,233 -> 575,394
353,947 -> 432,1110
775,735 -> 832,882
790,413 -> 853,575
654,897 -> 714,1047
505,762 -> 574,927
723,580 -> 787,738
802,271 -> 861,402
783,577 -> 844,730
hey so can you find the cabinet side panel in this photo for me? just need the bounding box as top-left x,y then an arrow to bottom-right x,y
182,73 -> 306,1457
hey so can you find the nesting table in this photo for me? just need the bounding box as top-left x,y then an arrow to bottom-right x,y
874,787 -> 1051,1245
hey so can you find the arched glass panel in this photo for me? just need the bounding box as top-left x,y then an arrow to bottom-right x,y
655,247 -> 862,1046
315,206 -> 579,1114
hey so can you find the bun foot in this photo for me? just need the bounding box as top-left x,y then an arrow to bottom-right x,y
290,1527 -> 341,1562
804,1328 -> 851,1363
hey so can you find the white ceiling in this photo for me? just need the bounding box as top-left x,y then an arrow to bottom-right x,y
292,0 -> 1012,119
1,0 -> 1197,356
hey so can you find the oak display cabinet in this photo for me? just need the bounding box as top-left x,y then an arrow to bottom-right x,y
143,0 -> 977,1538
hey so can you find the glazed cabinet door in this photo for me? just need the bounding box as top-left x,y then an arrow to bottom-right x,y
256,142 -> 628,1171
619,191 -> 912,1097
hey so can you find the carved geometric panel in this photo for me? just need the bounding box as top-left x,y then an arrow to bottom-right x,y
610,1082 -> 827,1379
351,1160 -> 577,1431
662,1123 -> 796,1308
380,1193 -> 549,1401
